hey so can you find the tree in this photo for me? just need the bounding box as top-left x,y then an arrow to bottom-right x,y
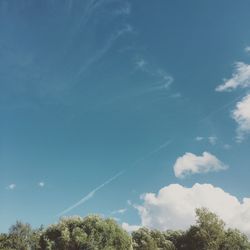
164,230 -> 185,249
0,233 -> 14,250
150,230 -> 176,250
220,228 -> 250,250
179,208 -> 226,250
0,221 -> 42,250
1,209 -> 250,250
132,228 -> 175,250
39,215 -> 132,250
174,207 -> 250,250
132,228 -> 158,250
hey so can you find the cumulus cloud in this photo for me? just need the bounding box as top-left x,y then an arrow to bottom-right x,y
232,94 -> 250,142
135,183 -> 250,237
173,152 -> 227,178
216,62 -> 250,92
122,222 -> 141,233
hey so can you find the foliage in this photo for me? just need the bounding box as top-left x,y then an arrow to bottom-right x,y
0,221 -> 42,250
132,228 -> 175,250
1,209 -> 250,249
38,215 -> 132,250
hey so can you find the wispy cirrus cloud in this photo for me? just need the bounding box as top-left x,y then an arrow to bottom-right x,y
68,0 -> 120,34
135,56 -> 174,91
0,0 -> 134,108
77,24 -> 134,78
114,2 -> 131,16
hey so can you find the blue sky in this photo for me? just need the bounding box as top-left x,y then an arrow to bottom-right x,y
1,0 -> 250,235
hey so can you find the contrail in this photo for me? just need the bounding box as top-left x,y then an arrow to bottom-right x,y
58,90 -> 240,217
57,140 -> 171,217
57,170 -> 125,217
76,24 -> 133,78
127,140 -> 172,169
58,90 -> 246,217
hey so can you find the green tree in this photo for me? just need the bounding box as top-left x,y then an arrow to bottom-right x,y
0,221 -> 42,250
220,228 -> 250,250
150,230 -> 176,250
132,228 -> 175,250
132,228 -> 158,250
8,221 -> 38,250
1,209 -> 250,250
0,233 -> 14,250
39,215 -> 132,250
164,230 -> 185,249
179,208 -> 226,250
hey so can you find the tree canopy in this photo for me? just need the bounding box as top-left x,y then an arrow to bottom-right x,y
1,208 -> 250,250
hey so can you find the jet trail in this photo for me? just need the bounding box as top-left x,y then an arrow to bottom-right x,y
57,170 -> 125,217
57,140 -> 171,217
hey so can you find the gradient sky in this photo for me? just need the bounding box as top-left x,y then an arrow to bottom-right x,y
1,0 -> 250,233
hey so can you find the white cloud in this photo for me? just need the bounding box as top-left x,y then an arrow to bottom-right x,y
114,2 -> 131,16
135,183 -> 250,237
38,182 -> 45,187
7,184 -> 16,190
111,208 -> 127,215
122,222 -> 141,233
245,46 -> 250,53
208,136 -> 217,145
155,70 -> 174,89
135,58 -> 147,70
135,57 -> 173,90
77,24 -> 133,77
232,94 -> 250,142
216,62 -> 250,92
195,136 -> 217,145
195,136 -> 204,141
173,152 -> 227,178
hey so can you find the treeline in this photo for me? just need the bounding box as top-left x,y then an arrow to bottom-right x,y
1,208 -> 250,250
